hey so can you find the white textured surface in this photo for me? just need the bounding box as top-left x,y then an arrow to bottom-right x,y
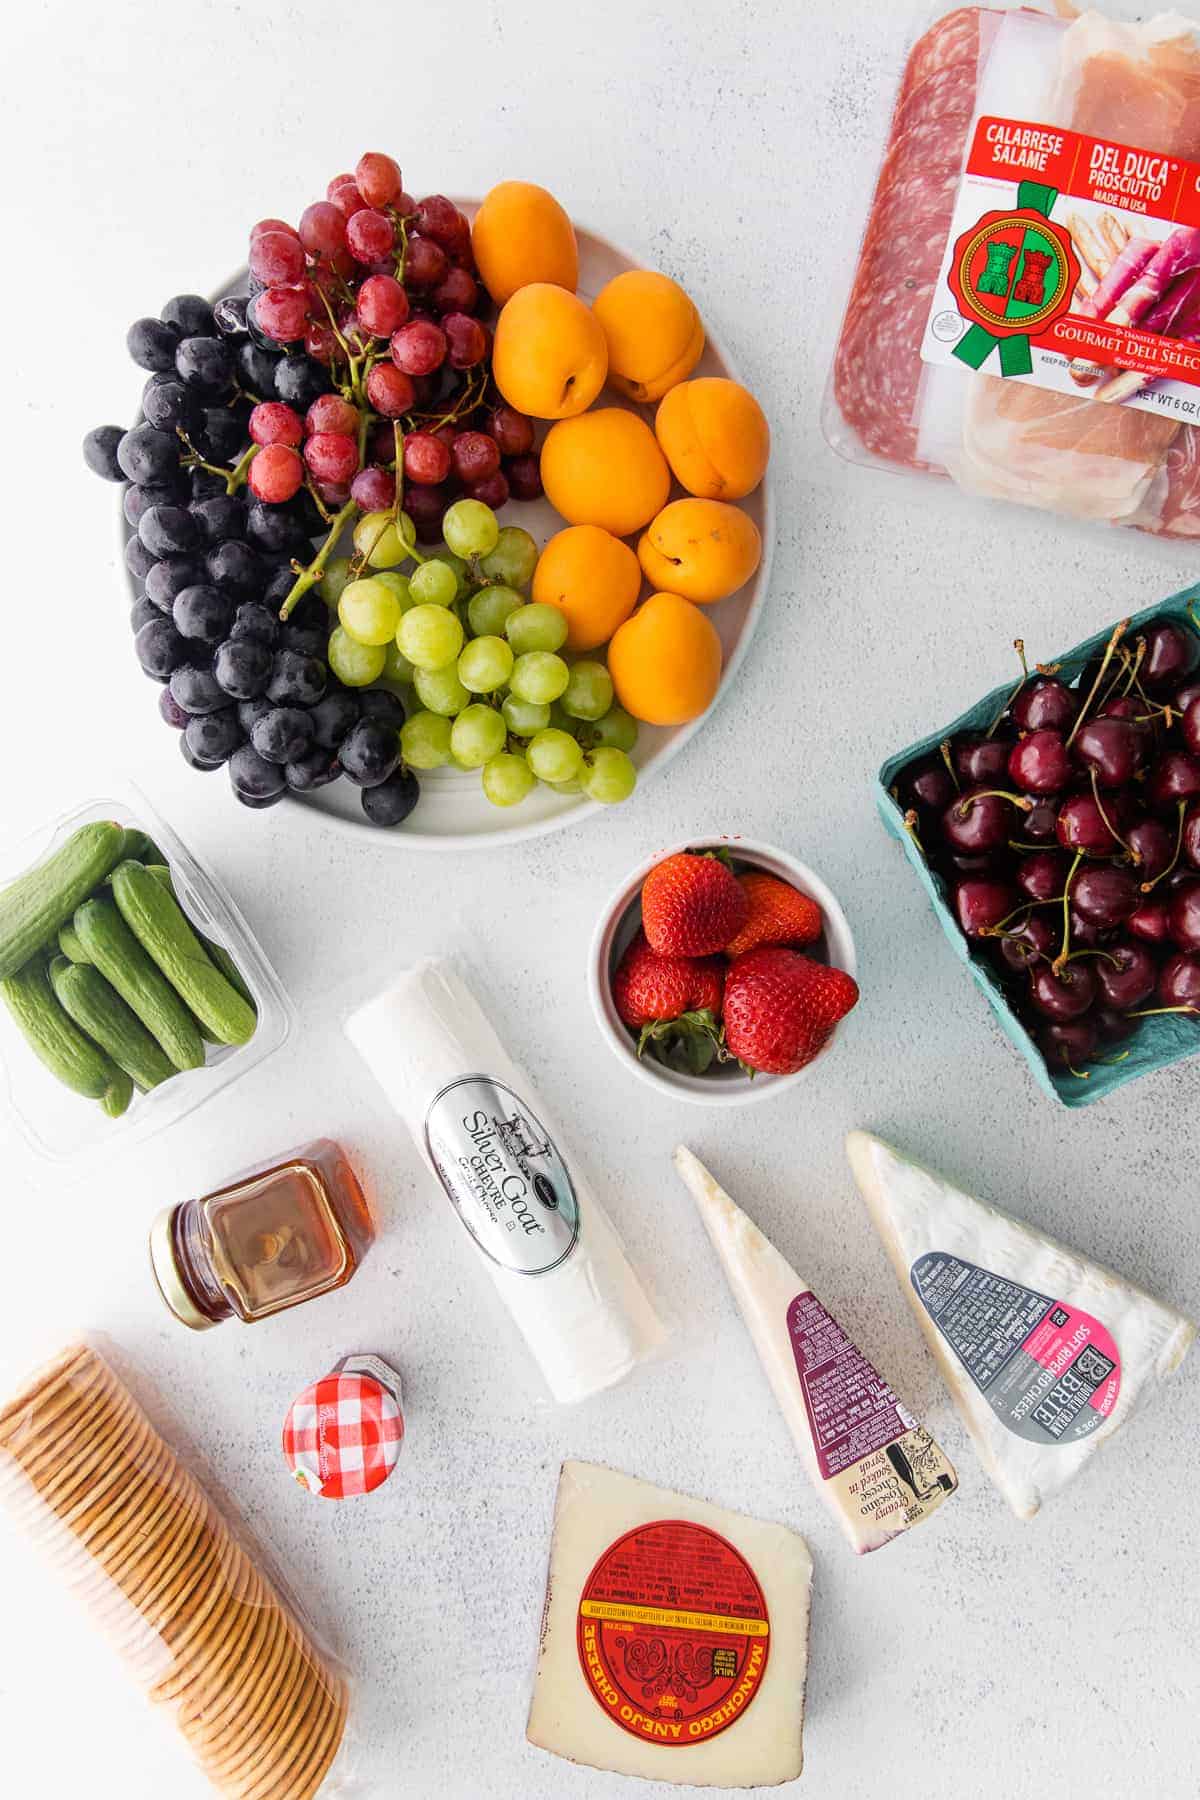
1,1 -> 1198,1797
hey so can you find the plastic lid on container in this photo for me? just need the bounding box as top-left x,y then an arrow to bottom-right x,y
149,1205 -> 216,1333
283,1355 -> 404,1499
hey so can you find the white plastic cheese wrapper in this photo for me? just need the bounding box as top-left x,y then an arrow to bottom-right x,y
674,1147 -> 956,1554
344,960 -> 666,1405
527,1460 -> 812,1786
847,1130 -> 1196,1520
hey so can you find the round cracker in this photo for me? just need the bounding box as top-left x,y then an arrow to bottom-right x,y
217,1643 -> 323,1794
186,1598 -> 296,1760
0,1344 -> 94,1442
283,1677 -> 349,1800
3,1374 -> 149,1512
236,1668 -> 333,1800
47,1416 -> 162,1541
174,1590 -> 286,1745
76,1438 -> 187,1583
158,1528 -> 249,1664
160,1567 -> 272,1712
0,1362 -> 125,1491
118,1535 -> 229,1693
198,1610 -> 308,1778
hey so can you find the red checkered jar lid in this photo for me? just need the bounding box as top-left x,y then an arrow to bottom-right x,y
282,1354 -> 404,1499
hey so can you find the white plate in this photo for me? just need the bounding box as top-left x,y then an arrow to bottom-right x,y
122,209 -> 773,849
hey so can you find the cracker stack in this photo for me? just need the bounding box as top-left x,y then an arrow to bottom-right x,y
0,1343 -> 348,1798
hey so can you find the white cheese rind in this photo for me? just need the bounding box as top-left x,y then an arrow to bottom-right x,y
526,1460 -> 812,1787
846,1130 -> 1196,1520
674,1146 -> 956,1555
345,961 -> 666,1405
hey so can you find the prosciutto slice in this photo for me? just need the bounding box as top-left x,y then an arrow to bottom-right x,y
954,13 -> 1200,527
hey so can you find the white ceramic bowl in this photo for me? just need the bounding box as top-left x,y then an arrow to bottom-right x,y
588,836 -> 857,1108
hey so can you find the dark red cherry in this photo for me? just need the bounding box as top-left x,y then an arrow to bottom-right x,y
1184,805 -> 1200,870
942,789 -> 1018,854
1097,694 -> 1143,722
1129,899 -> 1173,946
1183,696 -> 1200,756
1094,1007 -> 1136,1045
954,879 -> 1016,938
996,913 -> 1055,971
1073,717 -> 1146,787
945,852 -> 1002,877
903,759 -> 956,815
1029,960 -> 1097,1021
1012,676 -> 1077,733
1038,1019 -> 1097,1068
1095,941 -> 1157,1009
1140,620 -> 1199,689
1157,951 -> 1200,1014
1022,797 -> 1061,841
1168,878 -> 1200,951
1174,680 -> 1200,716
1016,849 -> 1068,903
1072,864 -> 1140,927
1008,729 -> 1073,794
1067,907 -> 1112,948
1056,792 -> 1123,855
1126,817 -> 1175,883
953,733 -> 1013,785
1148,751 -> 1200,811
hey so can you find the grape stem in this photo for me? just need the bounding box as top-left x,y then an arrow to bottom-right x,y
278,501 -> 358,621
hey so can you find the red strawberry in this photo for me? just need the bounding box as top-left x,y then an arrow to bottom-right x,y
724,872 -> 823,958
612,932 -> 725,1075
641,851 -> 748,957
724,946 -> 859,1075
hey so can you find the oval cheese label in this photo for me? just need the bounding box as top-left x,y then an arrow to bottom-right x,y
576,1520 -> 770,1747
424,1076 -> 580,1275
911,1252 -> 1122,1444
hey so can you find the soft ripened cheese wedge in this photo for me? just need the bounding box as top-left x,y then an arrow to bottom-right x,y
674,1147 -> 957,1555
846,1131 -> 1196,1521
526,1460 -> 812,1787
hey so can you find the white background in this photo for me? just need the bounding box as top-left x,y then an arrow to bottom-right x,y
1,1 -> 1198,1796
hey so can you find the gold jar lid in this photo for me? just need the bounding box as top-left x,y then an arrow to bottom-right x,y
149,1205 -> 216,1332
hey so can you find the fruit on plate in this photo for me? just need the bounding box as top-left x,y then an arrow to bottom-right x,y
531,526 -> 641,653
723,946 -> 860,1076
610,846 -> 855,1080
607,592 -> 722,725
637,497 -> 763,604
724,872 -> 823,958
492,284 -> 608,420
892,612 -> 1200,1086
641,850 -> 748,956
591,270 -> 704,403
470,180 -> 579,304
539,409 -> 670,537
655,378 -> 770,501
611,930 -> 725,1073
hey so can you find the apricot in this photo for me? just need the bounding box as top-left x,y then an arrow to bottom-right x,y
608,592 -> 723,726
540,409 -> 671,538
655,378 -> 770,500
532,525 -> 642,652
492,284 -> 607,422
471,180 -> 578,305
592,270 -> 704,404
637,498 -> 762,604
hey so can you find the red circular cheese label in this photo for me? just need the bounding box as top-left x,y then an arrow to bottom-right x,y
576,1519 -> 770,1748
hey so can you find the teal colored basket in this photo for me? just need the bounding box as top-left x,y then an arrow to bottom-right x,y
876,585 -> 1200,1108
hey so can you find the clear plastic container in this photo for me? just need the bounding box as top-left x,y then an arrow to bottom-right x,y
0,787 -> 293,1163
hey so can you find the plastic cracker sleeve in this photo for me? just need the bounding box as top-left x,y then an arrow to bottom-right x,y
0,1339 -> 355,1797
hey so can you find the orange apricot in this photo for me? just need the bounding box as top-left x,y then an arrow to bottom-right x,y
492,285 -> 608,422
591,270 -> 704,403
654,378 -> 770,500
540,409 -> 671,538
607,592 -> 723,726
531,525 -> 642,652
637,498 -> 762,604
470,181 -> 578,305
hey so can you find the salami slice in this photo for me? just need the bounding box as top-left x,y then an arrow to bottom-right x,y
830,8 -> 985,469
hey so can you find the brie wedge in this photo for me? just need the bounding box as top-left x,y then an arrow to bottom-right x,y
846,1130 -> 1196,1520
674,1146 -> 956,1554
527,1460 -> 812,1786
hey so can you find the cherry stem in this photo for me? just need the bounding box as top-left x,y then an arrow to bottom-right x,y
939,740 -> 960,793
278,500 -> 358,621
986,638 -> 1028,738
1128,1004 -> 1200,1019
1066,1062 -> 1090,1080
1090,768 -> 1136,863
1064,947 -> 1121,968
953,789 -> 1034,816
304,479 -> 336,526
1119,638 -> 1145,698
1140,800 -> 1187,893
903,809 -> 924,857
1097,1050 -> 1131,1065
1065,617 -> 1128,749
1052,849 -> 1084,974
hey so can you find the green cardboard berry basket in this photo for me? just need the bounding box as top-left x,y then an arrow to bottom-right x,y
875,585 -> 1200,1108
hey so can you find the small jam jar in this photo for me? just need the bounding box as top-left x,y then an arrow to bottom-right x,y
150,1139 -> 374,1330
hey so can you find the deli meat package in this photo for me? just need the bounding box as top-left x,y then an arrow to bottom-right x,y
825,5 -> 1200,536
